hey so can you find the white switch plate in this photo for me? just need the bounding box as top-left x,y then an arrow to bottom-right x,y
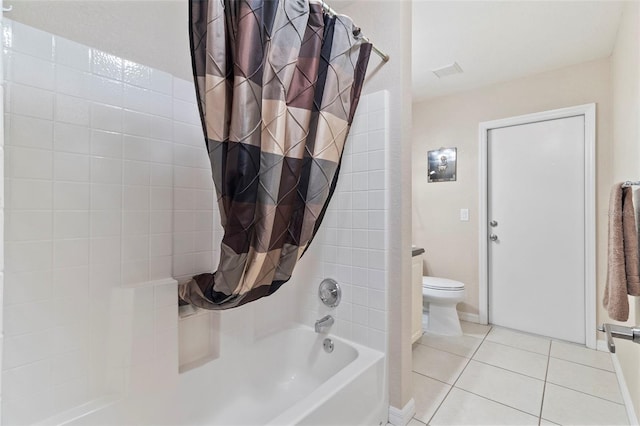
460,208 -> 469,221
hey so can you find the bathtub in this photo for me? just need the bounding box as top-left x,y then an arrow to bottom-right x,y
58,326 -> 386,425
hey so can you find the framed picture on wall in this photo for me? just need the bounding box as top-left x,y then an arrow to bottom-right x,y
428,147 -> 457,182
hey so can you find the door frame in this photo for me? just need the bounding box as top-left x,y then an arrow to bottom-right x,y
478,104 -> 596,349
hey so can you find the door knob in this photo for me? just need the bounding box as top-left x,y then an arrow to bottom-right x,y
489,220 -> 498,227
489,234 -> 498,241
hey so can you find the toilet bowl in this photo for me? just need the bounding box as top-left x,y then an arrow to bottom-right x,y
422,277 -> 465,336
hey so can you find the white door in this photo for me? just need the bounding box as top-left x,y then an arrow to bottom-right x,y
488,116 -> 586,344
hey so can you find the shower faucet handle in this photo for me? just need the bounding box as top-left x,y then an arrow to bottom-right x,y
598,323 -> 640,353
318,278 -> 341,308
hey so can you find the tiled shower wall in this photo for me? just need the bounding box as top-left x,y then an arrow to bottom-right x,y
293,91 -> 389,352
0,17 -> 390,425
1,19 -> 220,424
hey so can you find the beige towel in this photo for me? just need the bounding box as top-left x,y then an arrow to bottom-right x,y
625,188 -> 640,297
603,184 -> 640,321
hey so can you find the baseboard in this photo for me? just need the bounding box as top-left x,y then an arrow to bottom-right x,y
457,311 -> 480,324
596,339 -> 609,352
412,329 -> 423,344
610,349 -> 639,425
388,398 -> 415,426
426,309 -> 480,324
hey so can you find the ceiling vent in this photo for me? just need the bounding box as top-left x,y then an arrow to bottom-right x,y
432,62 -> 463,79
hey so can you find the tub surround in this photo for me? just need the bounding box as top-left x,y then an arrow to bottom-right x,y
294,91 -> 391,353
61,327 -> 386,426
1,18 -> 391,426
2,18 -> 220,422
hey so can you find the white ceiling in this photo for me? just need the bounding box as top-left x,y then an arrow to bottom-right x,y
412,1 -> 625,101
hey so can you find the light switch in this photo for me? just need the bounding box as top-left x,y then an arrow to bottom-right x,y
460,208 -> 469,221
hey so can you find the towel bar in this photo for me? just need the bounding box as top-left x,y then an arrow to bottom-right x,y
598,323 -> 640,353
621,180 -> 640,188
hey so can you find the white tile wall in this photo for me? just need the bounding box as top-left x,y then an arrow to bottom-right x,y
294,91 -> 390,352
0,17 -> 389,425
1,19 -> 219,424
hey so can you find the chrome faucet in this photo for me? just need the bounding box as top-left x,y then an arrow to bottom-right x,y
315,315 -> 334,333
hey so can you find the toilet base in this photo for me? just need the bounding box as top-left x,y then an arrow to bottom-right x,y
425,303 -> 463,336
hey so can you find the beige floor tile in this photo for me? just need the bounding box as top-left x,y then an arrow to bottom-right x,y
542,383 -> 628,425
412,372 -> 451,424
461,321 -> 492,339
550,340 -> 614,371
412,344 -> 469,385
486,327 -> 550,355
473,340 -> 548,379
419,333 -> 483,358
540,419 -> 560,425
430,388 -> 539,426
546,357 -> 623,403
455,360 -> 544,416
408,418 -> 427,426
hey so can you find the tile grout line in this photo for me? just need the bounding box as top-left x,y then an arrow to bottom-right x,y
416,326 -> 626,425
420,328 -> 549,381
416,339 -> 482,359
452,328 -> 544,421
484,337 -> 550,357
546,381 -> 627,406
411,369 -> 452,387
549,354 -> 616,374
469,357 -> 546,382
420,326 -> 551,423
452,387 -> 544,420
538,340 -> 552,425
488,331 -> 619,383
410,417 -> 427,426
490,327 -> 614,373
414,349 -> 546,384
425,326 -> 493,425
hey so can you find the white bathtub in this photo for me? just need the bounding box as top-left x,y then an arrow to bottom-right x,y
59,326 -> 386,426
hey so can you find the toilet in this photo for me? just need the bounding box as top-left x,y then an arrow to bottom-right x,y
422,277 -> 465,336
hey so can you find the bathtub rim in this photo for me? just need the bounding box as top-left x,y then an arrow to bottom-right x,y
265,325 -> 385,425
41,324 -> 385,426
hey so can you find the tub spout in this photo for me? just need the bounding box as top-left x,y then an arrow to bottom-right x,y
315,315 -> 334,333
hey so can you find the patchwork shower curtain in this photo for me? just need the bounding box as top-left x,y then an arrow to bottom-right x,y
178,0 -> 372,309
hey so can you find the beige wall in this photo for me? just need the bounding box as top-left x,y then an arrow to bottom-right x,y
8,0 -> 192,80
611,2 -> 640,421
412,59 -> 613,333
342,0 -> 414,413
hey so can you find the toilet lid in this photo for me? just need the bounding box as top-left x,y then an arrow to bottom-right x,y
422,277 -> 465,291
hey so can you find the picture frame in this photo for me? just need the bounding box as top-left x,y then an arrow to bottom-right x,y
428,147 -> 457,183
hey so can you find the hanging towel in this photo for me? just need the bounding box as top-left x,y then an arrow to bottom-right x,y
625,188 -> 640,297
603,183 -> 640,321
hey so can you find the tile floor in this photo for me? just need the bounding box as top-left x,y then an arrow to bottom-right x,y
410,321 -> 630,425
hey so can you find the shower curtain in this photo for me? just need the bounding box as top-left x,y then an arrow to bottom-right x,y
178,0 -> 372,309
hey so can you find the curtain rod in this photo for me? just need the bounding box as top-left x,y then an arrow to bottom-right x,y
318,0 -> 390,62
